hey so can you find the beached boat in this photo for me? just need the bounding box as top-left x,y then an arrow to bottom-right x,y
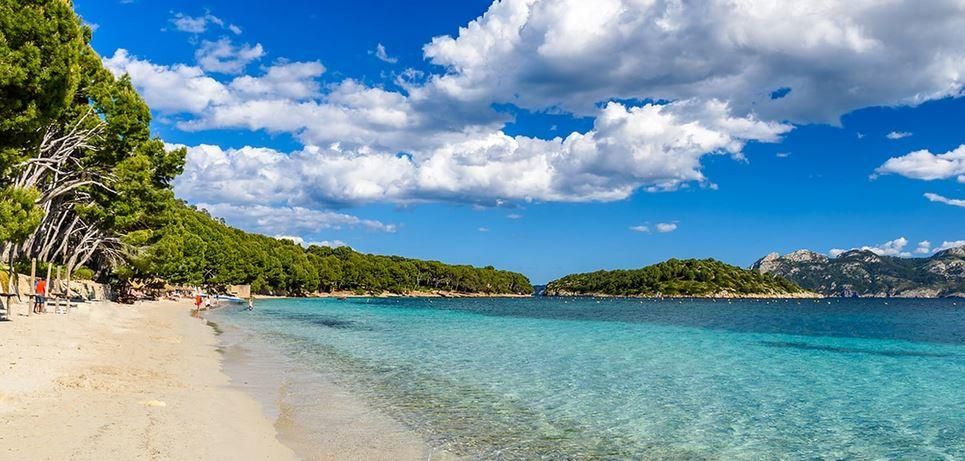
213,295 -> 245,303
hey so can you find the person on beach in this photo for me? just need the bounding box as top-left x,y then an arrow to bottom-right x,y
33,277 -> 47,314
195,293 -> 202,311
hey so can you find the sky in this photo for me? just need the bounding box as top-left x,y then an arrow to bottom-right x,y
77,0 -> 965,283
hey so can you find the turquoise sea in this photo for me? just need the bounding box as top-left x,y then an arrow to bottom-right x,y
210,297 -> 965,460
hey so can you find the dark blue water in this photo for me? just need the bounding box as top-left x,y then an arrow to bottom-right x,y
213,297 -> 965,460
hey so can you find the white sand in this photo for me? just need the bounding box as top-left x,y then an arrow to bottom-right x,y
0,300 -> 296,461
0,299 -> 459,461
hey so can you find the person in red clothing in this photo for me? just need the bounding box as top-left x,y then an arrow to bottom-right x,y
33,277 -> 47,314
195,293 -> 203,311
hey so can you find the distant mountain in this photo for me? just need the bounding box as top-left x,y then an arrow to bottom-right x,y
545,258 -> 812,298
752,246 -> 965,297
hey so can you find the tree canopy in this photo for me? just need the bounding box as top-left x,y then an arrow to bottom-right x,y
1,0 -> 184,277
129,203 -> 532,296
546,258 -> 803,297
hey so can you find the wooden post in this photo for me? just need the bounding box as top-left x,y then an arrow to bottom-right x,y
45,263 -> 52,313
55,266 -> 61,313
9,252 -> 19,303
3,253 -> 10,320
6,252 -> 13,296
29,258 -> 36,317
65,263 -> 72,308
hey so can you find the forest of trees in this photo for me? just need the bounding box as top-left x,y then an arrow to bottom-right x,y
1,0 -> 184,287
130,204 -> 532,296
0,1 -> 531,297
545,258 -> 804,297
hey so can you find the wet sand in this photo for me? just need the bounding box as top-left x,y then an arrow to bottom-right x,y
214,314 -> 459,461
0,299 -> 456,460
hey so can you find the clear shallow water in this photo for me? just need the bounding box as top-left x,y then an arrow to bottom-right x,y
211,297 -> 965,460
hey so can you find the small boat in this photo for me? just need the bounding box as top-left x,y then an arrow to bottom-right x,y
213,295 -> 244,303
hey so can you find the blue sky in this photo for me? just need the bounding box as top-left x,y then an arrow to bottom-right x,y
78,0 -> 964,283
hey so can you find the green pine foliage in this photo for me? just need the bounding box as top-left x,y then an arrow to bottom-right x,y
0,186 -> 41,242
0,0 -> 86,244
546,258 -> 803,297
128,203 -> 532,296
0,0 -> 86,176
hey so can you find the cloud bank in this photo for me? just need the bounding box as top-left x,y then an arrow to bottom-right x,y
104,0 -> 965,239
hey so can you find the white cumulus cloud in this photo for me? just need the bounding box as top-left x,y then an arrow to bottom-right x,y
194,202 -> 396,237
103,49 -> 232,113
170,12 -> 240,35
195,38 -> 265,74
875,145 -> 965,182
935,240 -> 965,252
914,240 -> 932,254
170,12 -> 223,34
830,237 -> 911,258
229,61 -> 325,100
924,192 -> 965,208
630,222 -> 676,233
885,131 -> 912,140
110,0 -> 965,214
372,43 -> 398,63
423,0 -> 965,123
171,99 -> 788,208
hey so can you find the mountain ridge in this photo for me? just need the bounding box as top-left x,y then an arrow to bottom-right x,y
752,246 -> 965,297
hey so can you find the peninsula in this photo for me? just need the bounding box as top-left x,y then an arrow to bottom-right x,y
545,258 -> 816,298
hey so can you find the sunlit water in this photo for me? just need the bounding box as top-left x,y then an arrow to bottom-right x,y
210,297 -> 965,460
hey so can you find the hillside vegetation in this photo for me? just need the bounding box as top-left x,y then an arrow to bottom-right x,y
129,204 -> 532,296
546,258 -> 805,297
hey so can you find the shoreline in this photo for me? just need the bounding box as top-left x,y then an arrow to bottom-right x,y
208,307 -> 459,460
0,299 -> 297,460
540,291 -> 825,299
257,290 -> 533,299
0,297 -> 457,460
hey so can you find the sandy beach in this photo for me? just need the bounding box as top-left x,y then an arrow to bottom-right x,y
0,299 -> 450,461
0,300 -> 296,460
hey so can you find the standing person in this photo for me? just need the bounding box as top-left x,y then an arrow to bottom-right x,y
194,293 -> 202,311
33,277 -> 47,314
247,297 -> 254,311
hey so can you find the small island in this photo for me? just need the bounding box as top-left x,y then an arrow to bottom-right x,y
545,258 -> 817,298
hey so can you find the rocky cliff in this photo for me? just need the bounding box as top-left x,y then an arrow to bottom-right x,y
752,246 -> 965,297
